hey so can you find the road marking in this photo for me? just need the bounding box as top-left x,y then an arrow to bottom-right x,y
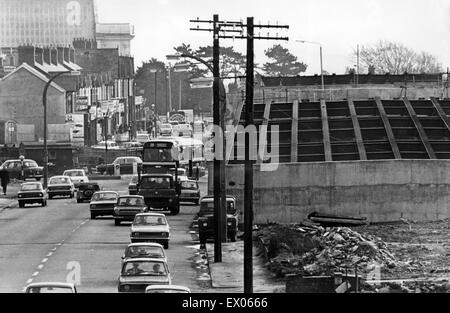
32,272 -> 39,277
46,252 -> 53,257
37,264 -> 44,270
26,279 -> 33,284
42,258 -> 48,263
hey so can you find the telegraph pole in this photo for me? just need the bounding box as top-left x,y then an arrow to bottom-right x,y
244,17 -> 255,294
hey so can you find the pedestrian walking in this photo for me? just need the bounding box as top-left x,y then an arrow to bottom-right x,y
0,166 -> 10,196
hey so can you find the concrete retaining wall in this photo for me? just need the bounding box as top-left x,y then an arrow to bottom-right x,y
209,160 -> 450,223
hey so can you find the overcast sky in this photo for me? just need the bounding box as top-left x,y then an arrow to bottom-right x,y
96,0 -> 450,75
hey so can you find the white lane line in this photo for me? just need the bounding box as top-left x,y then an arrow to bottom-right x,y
37,264 -> 44,270
41,258 -> 48,263
51,247 -> 57,251
46,252 -> 53,257
26,279 -> 33,284
32,272 -> 39,277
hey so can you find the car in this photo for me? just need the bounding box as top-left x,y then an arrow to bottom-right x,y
198,196 -> 239,244
130,213 -> 170,249
179,180 -> 200,205
89,191 -> 119,219
114,195 -> 148,225
122,243 -> 167,264
129,175 -> 138,195
96,157 -> 142,175
145,285 -> 191,293
92,140 -> 121,150
172,124 -> 192,137
1,159 -> 43,181
63,169 -> 89,187
18,182 -> 48,208
76,182 -> 100,203
122,141 -> 143,149
136,133 -> 152,144
137,174 -> 180,215
118,258 -> 172,293
24,282 -> 77,293
177,175 -> 189,182
47,176 -> 75,199
159,123 -> 173,136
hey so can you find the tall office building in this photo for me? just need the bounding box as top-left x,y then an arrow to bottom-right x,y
0,0 -> 97,48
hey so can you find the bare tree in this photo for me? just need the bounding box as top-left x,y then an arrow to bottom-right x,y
354,41 -> 442,74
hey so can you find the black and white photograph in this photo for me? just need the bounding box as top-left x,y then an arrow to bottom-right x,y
1,0 -> 450,302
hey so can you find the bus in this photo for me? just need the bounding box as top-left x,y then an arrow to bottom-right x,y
141,138 -> 205,175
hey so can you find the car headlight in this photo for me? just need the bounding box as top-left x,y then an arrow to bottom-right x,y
168,199 -> 173,203
38,193 -> 43,197
227,222 -> 232,226
203,222 -> 208,227
90,205 -> 96,209
162,232 -> 169,237
131,232 -> 137,237
114,207 -> 119,213
123,285 -> 130,292
18,194 -> 22,198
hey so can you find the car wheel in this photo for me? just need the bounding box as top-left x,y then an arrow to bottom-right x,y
70,192 -> 74,199
77,199 -> 81,203
163,242 -> 169,249
228,232 -> 237,242
90,213 -> 96,219
115,219 -> 121,226
49,195 -> 53,200
170,206 -> 180,216
18,201 -> 24,208
42,200 -> 47,207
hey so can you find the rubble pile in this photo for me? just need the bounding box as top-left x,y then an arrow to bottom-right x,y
256,223 -> 398,278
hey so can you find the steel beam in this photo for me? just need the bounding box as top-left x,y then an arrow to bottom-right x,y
375,97 -> 401,159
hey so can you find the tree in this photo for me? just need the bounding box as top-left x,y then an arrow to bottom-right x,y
262,44 -> 308,76
355,41 -> 442,74
172,44 -> 247,80
135,58 -> 168,113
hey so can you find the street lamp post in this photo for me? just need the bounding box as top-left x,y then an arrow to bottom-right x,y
42,70 -> 79,188
296,40 -> 325,91
149,69 -> 158,137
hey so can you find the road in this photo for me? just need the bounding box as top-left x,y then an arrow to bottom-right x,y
0,177 -> 208,293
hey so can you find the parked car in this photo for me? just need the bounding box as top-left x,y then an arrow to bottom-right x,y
136,133 -> 152,144
130,213 -> 170,249
159,123 -> 173,136
114,195 -> 148,225
18,182 -> 48,208
76,182 -> 100,203
179,180 -> 200,205
145,285 -> 190,293
122,243 -> 167,264
96,156 -> 142,175
63,169 -> 89,187
198,196 -> 238,244
47,176 -> 75,199
122,141 -> 143,149
129,175 -> 139,195
92,141 -> 121,150
118,258 -> 171,293
1,159 -> 43,181
24,282 -> 77,293
89,191 -> 119,219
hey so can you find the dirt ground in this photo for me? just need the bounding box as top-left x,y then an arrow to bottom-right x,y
354,219 -> 450,281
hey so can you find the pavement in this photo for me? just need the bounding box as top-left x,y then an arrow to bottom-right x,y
0,183 -> 21,212
205,241 -> 285,293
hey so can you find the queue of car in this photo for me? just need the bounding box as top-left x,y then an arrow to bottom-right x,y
16,163 -> 191,293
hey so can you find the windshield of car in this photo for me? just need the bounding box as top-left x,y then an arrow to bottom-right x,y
146,289 -> 189,293
200,200 -> 235,214
24,161 -> 38,167
125,246 -> 165,259
49,177 -> 70,185
78,184 -> 99,191
122,261 -> 167,276
181,181 -> 198,190
27,286 -> 73,293
140,176 -> 173,189
21,184 -> 41,191
64,170 -> 84,177
133,215 -> 167,226
91,193 -> 118,201
118,197 -> 144,206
